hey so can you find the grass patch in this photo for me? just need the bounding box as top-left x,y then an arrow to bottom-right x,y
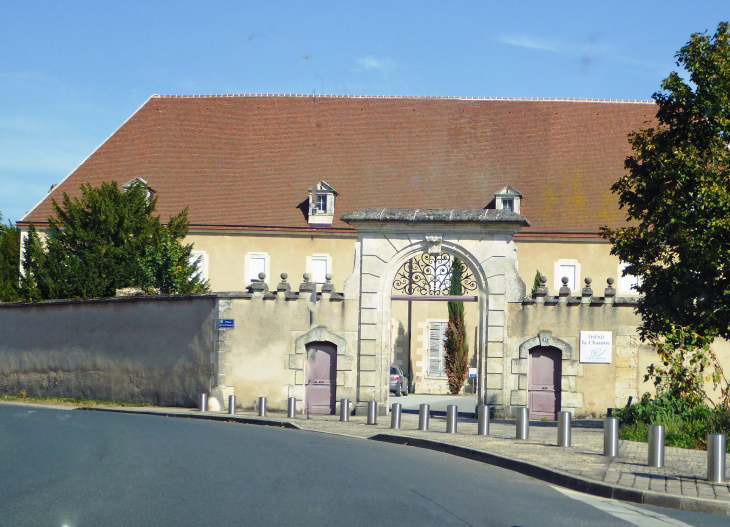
0,393 -> 152,408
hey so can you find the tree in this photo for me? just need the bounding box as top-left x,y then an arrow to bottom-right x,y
444,257 -> 469,394
0,211 -> 21,302
20,181 -> 208,300
531,270 -> 543,296
601,22 -> 730,341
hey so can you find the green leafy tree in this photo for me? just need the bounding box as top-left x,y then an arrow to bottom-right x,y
601,22 -> 730,341
444,257 -> 469,394
20,181 -> 208,300
0,211 -> 21,302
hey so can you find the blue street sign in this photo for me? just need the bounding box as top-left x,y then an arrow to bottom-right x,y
218,319 -> 235,329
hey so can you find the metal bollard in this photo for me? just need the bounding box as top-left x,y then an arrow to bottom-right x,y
258,396 -> 267,417
340,398 -> 350,422
367,401 -> 377,425
418,404 -> 430,431
228,395 -> 236,415
557,411 -> 571,447
199,393 -> 207,412
648,424 -> 665,468
516,407 -> 529,440
446,405 -> 458,434
707,434 -> 727,483
391,403 -> 402,429
287,397 -> 296,418
604,417 -> 619,457
477,405 -> 489,436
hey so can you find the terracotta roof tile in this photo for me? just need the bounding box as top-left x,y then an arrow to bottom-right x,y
22,94 -> 656,235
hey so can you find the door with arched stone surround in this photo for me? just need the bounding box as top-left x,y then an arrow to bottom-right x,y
528,346 -> 561,420
306,341 -> 337,414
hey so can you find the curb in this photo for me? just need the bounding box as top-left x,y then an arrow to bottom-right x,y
76,407 -> 301,430
76,406 -> 730,516
369,434 -> 730,517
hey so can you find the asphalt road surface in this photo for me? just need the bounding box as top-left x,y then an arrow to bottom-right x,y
0,404 -> 726,527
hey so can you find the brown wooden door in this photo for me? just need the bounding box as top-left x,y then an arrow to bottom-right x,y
528,347 -> 561,420
306,342 -> 337,415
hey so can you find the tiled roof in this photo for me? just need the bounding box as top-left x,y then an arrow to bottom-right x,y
21,94 -> 656,235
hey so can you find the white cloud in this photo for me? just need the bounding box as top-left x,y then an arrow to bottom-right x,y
495,34 -> 560,52
352,55 -> 397,73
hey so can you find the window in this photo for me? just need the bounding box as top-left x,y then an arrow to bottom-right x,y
554,259 -> 580,292
428,322 -> 447,377
308,181 -> 338,226
189,250 -> 209,281
618,263 -> 641,294
493,186 -> 522,214
316,194 -> 328,213
245,252 -> 269,283
307,254 -> 330,284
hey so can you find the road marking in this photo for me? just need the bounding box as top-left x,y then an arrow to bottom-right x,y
551,486 -> 693,527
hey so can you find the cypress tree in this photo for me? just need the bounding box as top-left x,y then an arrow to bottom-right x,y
444,257 -> 469,394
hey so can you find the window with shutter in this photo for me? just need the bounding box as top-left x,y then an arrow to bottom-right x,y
428,322 -> 447,376
248,254 -> 267,282
189,250 -> 208,281
618,263 -> 641,294
554,259 -> 581,292
311,256 -> 328,284
559,264 -> 576,290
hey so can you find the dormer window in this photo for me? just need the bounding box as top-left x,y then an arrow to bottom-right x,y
122,177 -> 156,201
308,181 -> 338,226
493,185 -> 521,214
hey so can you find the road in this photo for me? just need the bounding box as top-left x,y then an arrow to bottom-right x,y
0,404 -> 725,526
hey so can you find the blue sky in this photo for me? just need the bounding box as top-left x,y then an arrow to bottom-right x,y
1,1 -> 728,223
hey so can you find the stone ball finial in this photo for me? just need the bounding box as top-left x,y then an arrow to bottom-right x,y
258,272 -> 266,281
303,272 -> 311,282
540,275 -> 547,284
280,272 -> 288,281
561,276 -> 569,285
584,277 -> 592,285
325,273 -> 333,282
607,277 -> 615,285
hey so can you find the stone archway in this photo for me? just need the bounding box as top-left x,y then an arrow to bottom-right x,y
341,209 -> 530,414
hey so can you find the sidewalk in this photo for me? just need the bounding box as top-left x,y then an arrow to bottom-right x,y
68,403 -> 730,516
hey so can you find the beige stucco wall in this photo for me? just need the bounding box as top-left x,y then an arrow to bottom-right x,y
506,301 -> 649,417
212,289 -> 359,413
186,232 -> 357,292
515,238 -> 638,296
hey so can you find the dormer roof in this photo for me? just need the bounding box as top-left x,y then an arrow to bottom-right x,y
494,185 -> 522,198
316,181 -> 338,195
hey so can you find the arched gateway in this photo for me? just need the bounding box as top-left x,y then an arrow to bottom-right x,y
341,209 -> 530,415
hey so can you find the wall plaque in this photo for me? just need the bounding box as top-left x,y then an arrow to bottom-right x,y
580,331 -> 612,364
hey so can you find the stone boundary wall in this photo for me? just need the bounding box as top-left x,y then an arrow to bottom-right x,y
0,294 -> 218,406
0,273 -> 359,411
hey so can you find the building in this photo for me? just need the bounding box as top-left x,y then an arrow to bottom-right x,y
13,94 -> 684,417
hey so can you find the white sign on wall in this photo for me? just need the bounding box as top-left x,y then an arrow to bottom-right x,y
580,331 -> 613,364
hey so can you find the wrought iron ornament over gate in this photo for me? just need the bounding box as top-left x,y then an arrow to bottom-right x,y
393,253 -> 477,295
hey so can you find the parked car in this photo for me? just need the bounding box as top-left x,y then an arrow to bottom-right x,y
389,366 -> 409,397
